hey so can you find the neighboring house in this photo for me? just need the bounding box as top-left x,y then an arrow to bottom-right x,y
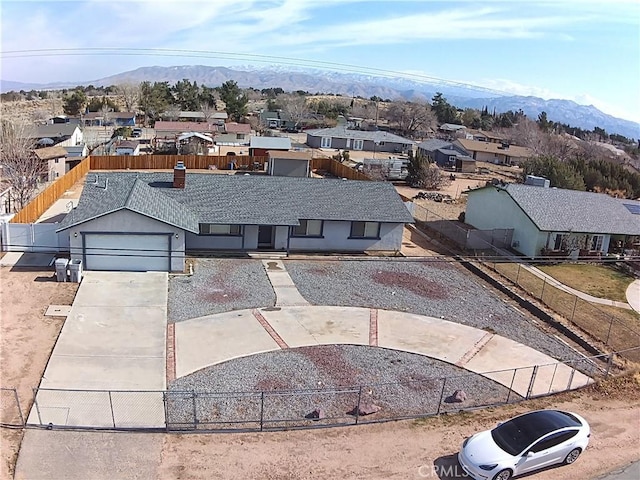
267,151 -> 312,177
0,184 -> 12,215
416,139 -> 474,170
64,144 -> 89,171
464,129 -> 505,144
216,122 -> 252,145
164,111 -> 228,125
153,121 -> 218,140
176,132 -> 214,155
83,112 -> 136,127
454,138 -> 532,165
114,140 -> 141,156
259,110 -> 295,130
465,183 -> 640,259
439,123 -> 466,134
249,136 -> 292,156
29,124 -> 83,148
57,167 -> 413,272
305,127 -> 414,154
34,146 -> 68,181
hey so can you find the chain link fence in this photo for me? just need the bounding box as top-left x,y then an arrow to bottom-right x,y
3,351 -> 632,432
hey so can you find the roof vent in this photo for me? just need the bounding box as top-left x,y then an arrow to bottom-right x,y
173,161 -> 186,188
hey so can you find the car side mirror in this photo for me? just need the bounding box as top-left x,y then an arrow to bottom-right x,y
526,451 -> 534,457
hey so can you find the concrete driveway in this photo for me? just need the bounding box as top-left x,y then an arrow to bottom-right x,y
29,271 -> 168,428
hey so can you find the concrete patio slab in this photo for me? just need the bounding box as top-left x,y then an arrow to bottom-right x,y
0,252 -> 55,267
175,309 -> 280,378
262,306 -> 370,347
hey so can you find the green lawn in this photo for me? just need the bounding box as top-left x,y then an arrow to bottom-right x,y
537,264 -> 635,303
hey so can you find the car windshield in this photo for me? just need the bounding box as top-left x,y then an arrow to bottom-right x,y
490,411 -> 582,456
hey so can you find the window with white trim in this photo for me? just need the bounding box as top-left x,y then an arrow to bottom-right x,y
353,139 -> 364,150
199,224 -> 241,235
350,221 -> 380,239
321,137 -> 332,148
590,235 -> 604,251
292,219 -> 323,237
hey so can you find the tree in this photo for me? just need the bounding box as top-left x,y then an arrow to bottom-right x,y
0,121 -> 46,211
218,80 -> 248,122
172,79 -> 200,111
431,92 -> 459,124
115,82 -> 140,112
385,101 -> 436,138
139,81 -> 172,126
405,150 -> 450,189
277,93 -> 310,130
520,155 -> 586,190
62,89 -> 87,116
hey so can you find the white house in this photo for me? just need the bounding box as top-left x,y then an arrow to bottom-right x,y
465,183 -> 640,259
57,165 -> 414,272
115,140 -> 141,156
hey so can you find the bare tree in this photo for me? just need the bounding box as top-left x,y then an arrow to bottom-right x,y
201,100 -> 221,123
115,83 -> 140,112
0,121 -> 46,211
164,105 -> 181,122
385,101 -> 436,139
277,93 -> 310,129
100,103 -> 112,130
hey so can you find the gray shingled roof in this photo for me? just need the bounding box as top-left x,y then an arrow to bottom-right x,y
502,184 -> 640,235
58,172 -> 414,232
417,139 -> 452,152
305,127 -> 414,145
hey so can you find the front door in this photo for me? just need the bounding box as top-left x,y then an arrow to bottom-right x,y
257,225 -> 274,249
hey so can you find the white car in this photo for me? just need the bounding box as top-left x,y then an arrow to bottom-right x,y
458,409 -> 590,480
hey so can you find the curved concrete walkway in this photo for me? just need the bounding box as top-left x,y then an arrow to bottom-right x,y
523,265 -> 632,310
174,306 -> 592,398
626,280 -> 640,313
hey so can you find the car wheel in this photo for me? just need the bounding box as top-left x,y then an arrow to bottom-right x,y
564,448 -> 581,464
493,470 -> 512,480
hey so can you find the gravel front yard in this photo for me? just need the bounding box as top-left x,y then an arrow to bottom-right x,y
168,259 -> 275,323
285,259 -> 582,362
167,345 -> 520,429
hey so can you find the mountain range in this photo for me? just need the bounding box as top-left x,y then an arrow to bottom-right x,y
2,65 -> 639,139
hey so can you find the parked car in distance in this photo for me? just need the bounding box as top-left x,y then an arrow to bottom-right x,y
458,410 -> 590,480
131,127 -> 143,137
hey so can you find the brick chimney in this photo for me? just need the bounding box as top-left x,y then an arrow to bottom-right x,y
173,161 -> 186,188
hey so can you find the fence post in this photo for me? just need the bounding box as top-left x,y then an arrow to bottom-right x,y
259,392 -> 265,432
33,388 -> 42,425
570,295 -> 578,324
108,391 -> 116,428
540,278 -> 546,300
12,389 -> 24,425
355,386 -> 362,425
526,366 -> 538,399
605,353 -> 614,377
566,367 -> 576,391
515,264 -> 520,286
506,369 -> 517,403
605,315 -> 615,345
163,392 -> 169,432
192,391 -> 197,429
436,377 -> 447,415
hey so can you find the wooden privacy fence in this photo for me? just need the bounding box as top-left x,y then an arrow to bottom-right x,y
10,158 -> 91,224
89,155 -> 269,171
8,155 -> 371,224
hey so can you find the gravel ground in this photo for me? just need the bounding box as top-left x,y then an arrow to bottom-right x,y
167,345 -> 520,430
285,259 -> 584,363
168,259 -> 275,323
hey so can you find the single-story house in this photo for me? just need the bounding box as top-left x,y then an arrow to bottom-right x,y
249,136 -> 292,156
267,151 -> 312,177
454,138 -> 532,165
163,111 -> 228,125
438,123 -> 466,134
305,127 -> 414,154
464,129 -> 506,144
416,139 -> 474,170
153,121 -> 218,140
215,122 -> 252,145
259,110 -> 296,130
83,112 -> 136,127
177,132 -> 214,155
57,167 -> 414,272
464,183 -> 640,259
114,140 -> 141,156
28,124 -> 83,148
34,145 -> 68,181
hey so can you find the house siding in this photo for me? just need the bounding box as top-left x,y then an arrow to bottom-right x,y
465,187 -> 542,258
66,210 -> 185,272
289,222 -> 404,251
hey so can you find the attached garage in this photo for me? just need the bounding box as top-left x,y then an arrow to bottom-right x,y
83,233 -> 173,272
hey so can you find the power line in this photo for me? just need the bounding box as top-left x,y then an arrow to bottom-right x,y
0,47 -> 510,97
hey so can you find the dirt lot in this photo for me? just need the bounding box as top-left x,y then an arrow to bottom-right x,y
0,267 -> 78,479
156,376 -> 640,480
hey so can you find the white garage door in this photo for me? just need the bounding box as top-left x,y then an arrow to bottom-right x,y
84,233 -> 171,271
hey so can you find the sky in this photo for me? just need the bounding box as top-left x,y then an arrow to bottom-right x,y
1,0 -> 639,122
